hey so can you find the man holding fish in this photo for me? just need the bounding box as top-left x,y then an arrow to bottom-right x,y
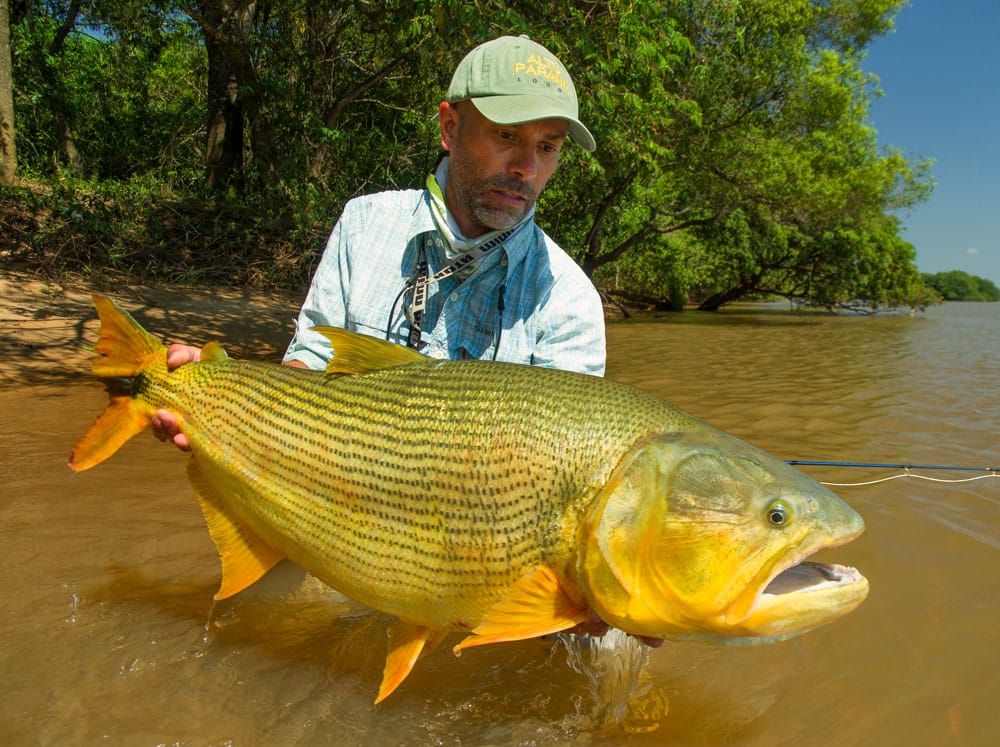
73,34 -> 869,705
154,35 -> 605,447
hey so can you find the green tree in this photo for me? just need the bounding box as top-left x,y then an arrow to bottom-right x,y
541,0 -> 932,309
0,0 -> 16,184
923,270 -> 1000,301
11,0 -> 204,181
4,0 -> 938,307
15,0 -> 85,172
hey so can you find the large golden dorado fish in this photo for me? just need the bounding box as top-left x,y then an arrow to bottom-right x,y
69,295 -> 868,702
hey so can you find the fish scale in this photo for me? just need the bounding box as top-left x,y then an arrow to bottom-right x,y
152,356 -> 679,626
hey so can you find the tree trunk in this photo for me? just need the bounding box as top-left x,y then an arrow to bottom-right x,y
196,1 -> 261,191
0,0 -> 16,184
36,0 -> 83,172
307,54 -> 411,182
203,35 -> 244,190
696,276 -> 760,311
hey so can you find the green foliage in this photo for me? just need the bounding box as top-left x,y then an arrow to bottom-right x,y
922,271 -> 1000,302
12,8 -> 205,182
593,233 -> 699,311
0,177 -> 337,287
3,0 -> 936,306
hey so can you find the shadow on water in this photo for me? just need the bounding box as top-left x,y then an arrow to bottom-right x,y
84,560 -> 393,681
110,559 -> 753,744
77,553 -> 674,742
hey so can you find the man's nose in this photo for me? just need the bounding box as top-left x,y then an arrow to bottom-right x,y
506,144 -> 538,180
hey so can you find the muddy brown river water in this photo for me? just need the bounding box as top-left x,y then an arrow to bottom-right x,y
1,288 -> 997,746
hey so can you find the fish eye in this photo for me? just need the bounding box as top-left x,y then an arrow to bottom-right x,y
765,500 -> 790,527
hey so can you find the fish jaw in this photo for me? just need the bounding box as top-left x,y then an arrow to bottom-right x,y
576,427 -> 869,642
723,561 -> 869,641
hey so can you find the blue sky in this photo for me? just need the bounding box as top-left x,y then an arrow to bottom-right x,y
864,0 -> 1000,285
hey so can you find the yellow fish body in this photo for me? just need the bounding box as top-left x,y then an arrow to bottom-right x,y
70,295 -> 868,702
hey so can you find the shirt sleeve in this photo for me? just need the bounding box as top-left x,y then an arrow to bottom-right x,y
531,274 -> 607,377
282,217 -> 352,370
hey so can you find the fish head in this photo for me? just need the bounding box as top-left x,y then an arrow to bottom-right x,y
577,427 -> 868,643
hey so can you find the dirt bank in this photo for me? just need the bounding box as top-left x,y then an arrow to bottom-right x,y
0,271 -> 302,390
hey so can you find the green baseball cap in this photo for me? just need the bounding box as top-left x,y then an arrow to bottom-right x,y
447,35 -> 596,152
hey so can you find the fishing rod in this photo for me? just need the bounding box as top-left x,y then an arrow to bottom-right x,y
786,460 -> 998,473
785,460 -> 998,487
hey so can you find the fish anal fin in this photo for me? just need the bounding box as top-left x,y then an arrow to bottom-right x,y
453,566 -> 589,653
311,326 -> 427,375
68,395 -> 153,472
188,459 -> 283,600
376,622 -> 449,704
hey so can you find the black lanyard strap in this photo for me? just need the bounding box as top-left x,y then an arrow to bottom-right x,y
404,228 -> 513,348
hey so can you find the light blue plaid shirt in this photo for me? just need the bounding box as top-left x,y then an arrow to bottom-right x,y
283,187 -> 606,375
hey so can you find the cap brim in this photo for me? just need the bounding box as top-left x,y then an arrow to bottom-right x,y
469,95 -> 596,152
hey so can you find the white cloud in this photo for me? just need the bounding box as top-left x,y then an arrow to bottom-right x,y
966,247 -> 979,255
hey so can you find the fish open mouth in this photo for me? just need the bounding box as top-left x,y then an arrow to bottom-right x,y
762,561 -> 864,596
731,555 -> 869,639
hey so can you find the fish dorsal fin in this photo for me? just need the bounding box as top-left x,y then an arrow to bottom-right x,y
188,459 -> 284,600
311,326 -> 427,375
376,622 -> 449,704
452,567 -> 589,653
199,341 -> 229,361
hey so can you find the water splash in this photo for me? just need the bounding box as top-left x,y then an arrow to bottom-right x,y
559,629 -> 669,734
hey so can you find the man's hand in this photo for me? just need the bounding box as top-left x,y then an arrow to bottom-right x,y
152,345 -> 308,451
166,343 -> 201,370
151,344 -> 201,451
152,409 -> 190,450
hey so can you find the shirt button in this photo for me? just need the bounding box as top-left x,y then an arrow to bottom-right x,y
450,292 -> 458,301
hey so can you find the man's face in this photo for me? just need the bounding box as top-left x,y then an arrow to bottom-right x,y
439,101 -> 567,238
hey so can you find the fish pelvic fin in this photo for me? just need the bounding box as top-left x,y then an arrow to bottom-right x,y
189,459 -> 284,600
311,326 -> 427,375
375,622 -> 449,704
68,295 -> 166,473
453,566 -> 589,654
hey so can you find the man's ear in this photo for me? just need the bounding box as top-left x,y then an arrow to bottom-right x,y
439,101 -> 458,152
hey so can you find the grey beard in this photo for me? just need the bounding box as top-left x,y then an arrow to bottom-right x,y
465,175 -> 537,231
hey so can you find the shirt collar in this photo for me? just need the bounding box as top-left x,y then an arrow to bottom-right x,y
403,159 -> 538,277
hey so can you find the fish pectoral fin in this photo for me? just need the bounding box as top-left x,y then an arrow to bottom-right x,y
188,459 -> 284,600
453,566 -> 589,654
376,622 -> 449,704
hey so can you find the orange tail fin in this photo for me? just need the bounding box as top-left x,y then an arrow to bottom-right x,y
68,295 -> 166,473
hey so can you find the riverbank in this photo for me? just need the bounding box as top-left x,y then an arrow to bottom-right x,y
1,268 -> 648,390
0,270 -> 300,389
